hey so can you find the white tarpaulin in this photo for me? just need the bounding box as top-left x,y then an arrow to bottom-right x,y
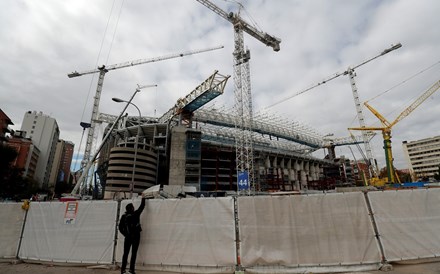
19,201 -> 117,264
238,193 -> 382,270
0,203 -> 25,259
116,197 -> 236,272
368,188 -> 440,262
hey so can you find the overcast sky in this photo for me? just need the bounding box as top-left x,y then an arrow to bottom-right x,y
1,0 -> 440,172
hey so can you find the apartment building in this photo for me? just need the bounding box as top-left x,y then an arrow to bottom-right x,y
21,111 -> 60,188
49,140 -> 75,189
402,135 -> 440,181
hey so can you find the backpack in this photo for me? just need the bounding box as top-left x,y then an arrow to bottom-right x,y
118,213 -> 135,236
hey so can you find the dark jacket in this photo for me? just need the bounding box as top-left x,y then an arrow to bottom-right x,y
119,198 -> 145,237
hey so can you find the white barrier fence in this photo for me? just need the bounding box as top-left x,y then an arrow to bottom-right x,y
116,198 -> 236,273
1,188 -> 439,273
238,193 -> 382,273
368,188 -> 440,262
18,200 -> 117,264
0,203 -> 25,260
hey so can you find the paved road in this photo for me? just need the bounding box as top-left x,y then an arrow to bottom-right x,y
1,261 -> 440,273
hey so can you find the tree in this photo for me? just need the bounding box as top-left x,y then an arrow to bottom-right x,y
378,166 -> 411,183
0,143 -> 18,181
0,143 -> 39,200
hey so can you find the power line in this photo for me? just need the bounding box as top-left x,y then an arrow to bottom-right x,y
368,59 -> 440,103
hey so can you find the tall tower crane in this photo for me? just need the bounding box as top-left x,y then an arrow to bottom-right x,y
196,0 -> 281,192
349,79 -> 440,183
267,43 -> 402,178
68,46 -> 224,177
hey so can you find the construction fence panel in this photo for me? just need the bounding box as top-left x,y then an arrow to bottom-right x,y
368,188 -> 440,262
0,202 -> 26,259
116,197 -> 236,273
238,193 -> 382,272
18,200 -> 117,264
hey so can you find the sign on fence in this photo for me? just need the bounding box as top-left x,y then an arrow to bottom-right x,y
64,202 -> 78,224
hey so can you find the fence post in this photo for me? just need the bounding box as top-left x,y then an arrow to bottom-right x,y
15,201 -> 30,260
112,199 -> 122,266
363,191 -> 387,264
233,195 -> 244,272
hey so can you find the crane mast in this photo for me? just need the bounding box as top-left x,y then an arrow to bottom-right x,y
68,46 -> 224,177
196,0 -> 281,193
347,69 -> 379,178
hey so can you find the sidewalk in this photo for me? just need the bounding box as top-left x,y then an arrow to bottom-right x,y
1,261 -> 440,274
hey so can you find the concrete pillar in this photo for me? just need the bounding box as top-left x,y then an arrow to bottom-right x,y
309,164 -> 315,181
265,156 -> 271,168
300,170 -> 307,189
272,156 -> 277,168
168,126 -> 187,186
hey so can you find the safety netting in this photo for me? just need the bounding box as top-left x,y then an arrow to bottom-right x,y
116,197 -> 236,273
238,192 -> 382,272
368,188 -> 440,262
18,200 -> 117,264
0,202 -> 25,259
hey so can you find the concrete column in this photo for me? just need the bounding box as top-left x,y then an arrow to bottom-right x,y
300,170 -> 307,189
264,156 -> 271,169
168,126 -> 186,186
311,163 -> 315,181
272,156 -> 277,168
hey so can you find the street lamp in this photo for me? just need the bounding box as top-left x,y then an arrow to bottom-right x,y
112,98 -> 141,198
111,84 -> 156,198
71,85 -> 149,196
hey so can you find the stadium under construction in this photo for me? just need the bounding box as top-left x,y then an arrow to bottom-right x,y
91,71 -> 355,199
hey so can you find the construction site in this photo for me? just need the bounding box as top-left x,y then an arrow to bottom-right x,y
2,1 -> 440,274
67,3 -> 412,200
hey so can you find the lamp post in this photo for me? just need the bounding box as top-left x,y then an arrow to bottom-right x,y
111,84 -> 156,198
112,98 -> 142,198
71,85 -> 146,196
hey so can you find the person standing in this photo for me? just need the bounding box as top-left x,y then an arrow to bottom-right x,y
119,196 -> 146,274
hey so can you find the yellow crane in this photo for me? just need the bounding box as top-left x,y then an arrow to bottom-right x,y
349,79 -> 440,184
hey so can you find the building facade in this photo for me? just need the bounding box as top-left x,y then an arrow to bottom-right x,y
21,111 -> 60,188
49,140 -> 74,188
7,131 -> 40,180
0,109 -> 13,143
97,121 -> 333,199
402,136 -> 440,181
61,141 -> 74,183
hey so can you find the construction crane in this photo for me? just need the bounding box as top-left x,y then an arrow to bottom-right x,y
68,46 -> 224,178
196,0 -> 281,192
267,43 -> 402,179
349,79 -> 440,184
